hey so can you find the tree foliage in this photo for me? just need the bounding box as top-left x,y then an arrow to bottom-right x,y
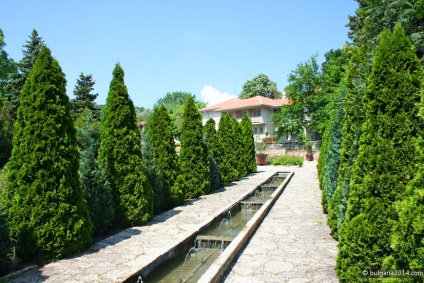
318,49 -> 349,213
240,114 -> 257,175
70,73 -> 99,120
98,64 -> 153,227
3,29 -> 44,113
176,96 -> 210,198
148,105 -> 183,209
327,46 -> 370,239
203,118 -> 221,190
75,109 -> 114,234
389,141 -> 424,272
154,91 -> 206,140
348,0 -> 424,59
217,114 -> 239,186
239,73 -> 280,99
273,55 -> 324,139
3,46 -> 92,262
0,30 -> 42,167
336,26 -> 424,282
0,29 -> 16,98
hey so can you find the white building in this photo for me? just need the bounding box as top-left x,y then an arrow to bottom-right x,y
199,96 -> 290,139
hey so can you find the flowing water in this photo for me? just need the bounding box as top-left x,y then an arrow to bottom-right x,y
143,174 -> 286,283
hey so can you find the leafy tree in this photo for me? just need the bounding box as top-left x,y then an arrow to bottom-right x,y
348,0 -> 424,59
239,73 -> 280,99
217,114 -> 239,186
154,91 -> 206,140
203,118 -> 221,190
327,46 -> 370,239
70,73 -> 100,120
240,114 -> 257,175
98,64 -> 153,227
75,109 -> 114,234
272,55 -> 323,139
336,25 -> 424,282
148,105 -> 183,209
3,46 -> 92,262
175,96 -> 210,198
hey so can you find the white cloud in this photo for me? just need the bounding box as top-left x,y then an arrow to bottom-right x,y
200,85 -> 237,106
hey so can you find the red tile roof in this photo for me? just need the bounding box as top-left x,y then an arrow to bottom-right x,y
199,96 -> 289,112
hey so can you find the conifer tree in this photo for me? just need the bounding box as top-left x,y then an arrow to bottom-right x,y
0,206 -> 11,273
217,114 -> 238,186
4,29 -> 44,114
240,114 -> 256,175
320,93 -> 344,213
142,130 -> 164,214
1,30 -> 43,167
203,118 -> 221,190
75,109 -> 114,233
148,105 -> 183,208
327,46 -> 369,239
98,64 -> 153,227
71,73 -> 100,120
176,96 -> 210,198
230,117 -> 242,179
336,25 -> 424,281
3,46 -> 92,261
388,140 -> 424,273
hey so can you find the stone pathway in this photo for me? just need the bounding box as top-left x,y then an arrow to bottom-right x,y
3,160 -> 338,283
223,160 -> 338,283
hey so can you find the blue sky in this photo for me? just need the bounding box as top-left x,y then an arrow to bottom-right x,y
1,1 -> 358,108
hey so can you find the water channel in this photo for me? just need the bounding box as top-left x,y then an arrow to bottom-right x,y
143,173 -> 287,283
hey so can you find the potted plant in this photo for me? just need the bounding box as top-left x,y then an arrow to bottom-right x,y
304,140 -> 313,161
255,140 -> 268,165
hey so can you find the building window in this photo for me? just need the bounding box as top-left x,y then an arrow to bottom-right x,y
251,109 -> 261,117
254,126 -> 264,134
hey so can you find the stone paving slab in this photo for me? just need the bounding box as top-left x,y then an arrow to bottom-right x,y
222,160 -> 339,283
3,169 -> 279,283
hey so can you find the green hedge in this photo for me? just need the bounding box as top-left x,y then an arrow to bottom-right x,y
268,155 -> 303,166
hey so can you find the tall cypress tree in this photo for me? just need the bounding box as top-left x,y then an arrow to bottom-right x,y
176,96 -> 210,198
3,46 -> 92,262
240,114 -> 256,175
320,93 -> 344,213
1,30 -> 43,167
217,114 -> 237,186
327,46 -> 369,239
203,118 -> 221,190
75,109 -> 114,233
336,25 -> 424,281
230,117 -> 242,179
389,138 -> 424,273
148,105 -> 183,209
98,64 -> 153,227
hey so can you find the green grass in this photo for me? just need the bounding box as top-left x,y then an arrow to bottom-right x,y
268,155 -> 303,167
